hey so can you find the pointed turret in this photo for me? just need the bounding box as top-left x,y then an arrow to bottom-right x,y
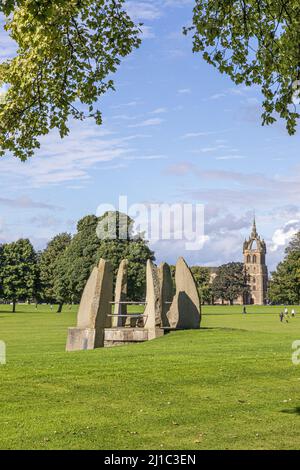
251,216 -> 257,238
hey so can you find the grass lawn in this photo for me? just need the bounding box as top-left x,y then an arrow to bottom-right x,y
0,303 -> 300,450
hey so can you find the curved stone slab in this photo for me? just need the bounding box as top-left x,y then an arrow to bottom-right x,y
67,259 -> 113,350
77,266 -> 103,329
94,259 -> 114,332
112,259 -> 128,328
167,257 -> 201,329
158,262 -> 173,328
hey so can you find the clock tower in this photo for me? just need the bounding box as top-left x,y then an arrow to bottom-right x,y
243,218 -> 268,305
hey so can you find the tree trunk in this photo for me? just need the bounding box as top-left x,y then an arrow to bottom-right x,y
12,300 -> 16,313
57,302 -> 63,313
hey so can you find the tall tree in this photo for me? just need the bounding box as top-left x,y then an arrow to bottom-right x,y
269,232 -> 300,304
53,215 -> 100,306
53,211 -> 155,305
190,266 -> 212,304
96,211 -> 155,300
212,262 -> 250,305
285,232 -> 300,255
185,1 -> 300,134
38,233 -> 72,306
0,0 -> 141,159
1,239 -> 38,312
96,238 -> 155,301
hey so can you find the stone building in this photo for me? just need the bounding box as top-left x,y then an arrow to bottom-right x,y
243,218 -> 268,305
202,218 -> 268,305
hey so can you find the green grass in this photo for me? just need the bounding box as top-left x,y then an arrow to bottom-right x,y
0,303 -> 300,450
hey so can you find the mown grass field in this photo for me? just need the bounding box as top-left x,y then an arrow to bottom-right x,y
0,303 -> 300,450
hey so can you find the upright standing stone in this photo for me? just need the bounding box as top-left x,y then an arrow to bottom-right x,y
66,259 -> 113,351
112,259 -> 128,327
158,262 -> 173,328
167,257 -> 201,329
144,260 -> 164,340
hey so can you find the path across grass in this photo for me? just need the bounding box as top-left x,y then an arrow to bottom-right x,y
0,304 -> 299,449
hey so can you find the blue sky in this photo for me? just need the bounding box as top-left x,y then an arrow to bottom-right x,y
1,0 -> 300,271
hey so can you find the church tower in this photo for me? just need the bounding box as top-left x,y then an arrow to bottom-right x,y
243,218 -> 268,305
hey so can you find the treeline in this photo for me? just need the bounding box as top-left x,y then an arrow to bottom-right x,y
0,212 -> 154,312
190,262 -> 250,305
2,213 -> 298,311
0,216 -> 251,312
174,262 -> 249,305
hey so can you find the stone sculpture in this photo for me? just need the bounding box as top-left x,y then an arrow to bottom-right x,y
167,257 -> 201,329
66,259 -> 113,351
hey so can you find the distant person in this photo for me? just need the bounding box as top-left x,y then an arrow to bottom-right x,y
291,308 -> 296,317
284,307 -> 290,322
50,304 -> 53,311
243,306 -> 247,315
279,311 -> 284,322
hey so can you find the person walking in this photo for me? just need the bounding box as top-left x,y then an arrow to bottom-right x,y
279,311 -> 284,322
243,305 -> 247,315
291,308 -> 296,317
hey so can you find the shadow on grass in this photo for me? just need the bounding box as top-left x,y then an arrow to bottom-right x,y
281,407 -> 300,416
200,326 -> 249,333
202,312 -> 278,316
199,327 -> 219,330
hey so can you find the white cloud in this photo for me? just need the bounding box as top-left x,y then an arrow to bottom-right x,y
149,208 -> 250,267
178,88 -> 191,94
182,131 -> 216,139
216,155 -> 247,160
165,163 -> 300,213
128,117 -> 164,128
111,100 -> 143,109
198,145 -> 228,153
270,220 -> 300,252
0,196 -> 61,210
181,128 -> 233,139
0,121 -> 142,187
112,114 -> 142,121
168,49 -> 185,59
163,0 -> 193,5
124,154 -> 168,161
125,2 -> 162,20
150,107 -> 167,114
140,25 -> 155,39
204,93 -> 226,101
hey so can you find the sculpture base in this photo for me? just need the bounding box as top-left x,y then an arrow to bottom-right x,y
66,327 -> 164,350
104,327 -> 164,347
66,327 -> 104,351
